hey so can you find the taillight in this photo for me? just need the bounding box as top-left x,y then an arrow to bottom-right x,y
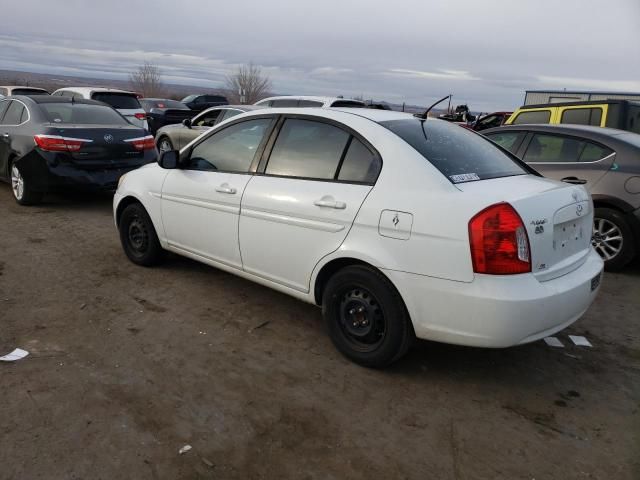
134,113 -> 147,120
468,202 -> 531,275
124,135 -> 155,151
34,135 -> 92,152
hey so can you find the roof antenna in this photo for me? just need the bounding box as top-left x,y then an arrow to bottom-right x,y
416,94 -> 451,120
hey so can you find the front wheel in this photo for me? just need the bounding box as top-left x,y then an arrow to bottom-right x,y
322,265 -> 414,368
118,203 -> 164,266
157,137 -> 174,153
10,161 -> 43,206
592,207 -> 636,271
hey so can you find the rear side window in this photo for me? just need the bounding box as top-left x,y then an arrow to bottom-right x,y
511,110 -> 552,125
266,119 -> 350,179
298,100 -> 323,107
40,103 -> 129,125
270,99 -> 300,107
330,100 -> 366,108
0,100 -> 9,120
485,131 -> 526,154
91,92 -> 141,109
338,138 -> 381,183
186,118 -> 271,172
560,108 -> 602,126
11,88 -> 48,96
1,101 -> 26,125
204,95 -> 227,103
380,118 -> 525,183
579,142 -> 613,162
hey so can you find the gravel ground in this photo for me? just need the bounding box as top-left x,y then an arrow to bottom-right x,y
0,185 -> 638,480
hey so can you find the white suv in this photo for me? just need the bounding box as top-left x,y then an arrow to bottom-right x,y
255,95 -> 366,108
114,108 -> 603,367
52,87 -> 148,130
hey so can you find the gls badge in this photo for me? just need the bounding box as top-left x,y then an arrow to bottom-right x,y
530,218 -> 547,235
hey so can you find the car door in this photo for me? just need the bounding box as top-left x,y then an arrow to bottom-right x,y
519,132 -> 615,189
179,109 -> 224,149
239,116 -> 382,292
0,99 -> 12,176
0,100 -> 27,178
161,117 -> 274,269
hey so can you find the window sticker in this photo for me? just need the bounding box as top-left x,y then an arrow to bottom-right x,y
449,173 -> 480,183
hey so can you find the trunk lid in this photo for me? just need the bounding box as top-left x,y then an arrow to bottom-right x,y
47,124 -> 149,168
458,175 -> 594,281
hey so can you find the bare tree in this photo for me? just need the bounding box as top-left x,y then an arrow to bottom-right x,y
224,63 -> 272,104
129,62 -> 165,98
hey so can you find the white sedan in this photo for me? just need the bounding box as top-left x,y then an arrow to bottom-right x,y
114,108 -> 603,368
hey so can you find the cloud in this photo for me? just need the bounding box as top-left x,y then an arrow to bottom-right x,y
386,69 -> 480,81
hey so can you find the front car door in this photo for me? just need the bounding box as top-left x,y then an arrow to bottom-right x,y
161,117 -> 275,269
518,132 -> 615,190
0,100 -> 27,179
239,116 -> 382,292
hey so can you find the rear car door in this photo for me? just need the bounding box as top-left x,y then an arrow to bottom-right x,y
0,99 -> 12,176
161,117 -> 274,269
239,116 -> 381,292
0,100 -> 27,177
520,132 -> 615,189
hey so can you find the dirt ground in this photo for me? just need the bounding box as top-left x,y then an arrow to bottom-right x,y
0,184 -> 638,480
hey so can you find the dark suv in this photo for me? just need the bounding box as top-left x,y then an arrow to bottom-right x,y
181,94 -> 228,112
484,124 -> 640,270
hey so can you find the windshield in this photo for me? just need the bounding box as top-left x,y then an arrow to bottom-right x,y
379,118 -> 526,183
141,99 -> 186,109
41,103 -> 129,125
91,92 -> 141,109
13,88 -> 49,96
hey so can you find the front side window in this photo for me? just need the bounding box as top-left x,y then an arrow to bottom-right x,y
1,101 -> 26,125
265,119 -> 350,179
185,118 -> 272,172
192,110 -> 222,127
219,109 -> 243,123
380,118 -> 525,183
0,100 -> 9,120
40,103 -> 129,125
485,131 -> 526,154
91,92 -> 141,109
270,99 -> 300,107
522,134 -> 584,163
475,114 -> 503,131
560,107 -> 603,126
511,110 -> 552,125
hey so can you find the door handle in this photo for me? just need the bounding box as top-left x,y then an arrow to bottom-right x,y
215,183 -> 237,194
561,176 -> 587,185
314,198 -> 346,209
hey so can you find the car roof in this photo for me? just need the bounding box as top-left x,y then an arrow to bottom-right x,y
53,87 -> 138,96
11,95 -> 106,106
519,99 -> 639,109
484,123 -> 631,137
257,95 -> 366,105
0,85 -> 49,91
200,104 -> 267,113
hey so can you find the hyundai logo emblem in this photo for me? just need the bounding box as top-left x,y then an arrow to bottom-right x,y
104,134 -> 114,143
576,204 -> 583,216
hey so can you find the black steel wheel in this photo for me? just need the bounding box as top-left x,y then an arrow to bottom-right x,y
322,265 -> 413,368
119,203 -> 164,266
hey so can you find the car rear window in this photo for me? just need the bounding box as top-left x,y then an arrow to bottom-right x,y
12,88 -> 49,96
40,103 -> 129,125
91,92 -> 141,110
379,118 -> 526,183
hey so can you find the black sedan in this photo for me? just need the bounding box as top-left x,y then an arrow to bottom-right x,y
0,96 -> 157,205
181,94 -> 228,112
140,98 -> 196,135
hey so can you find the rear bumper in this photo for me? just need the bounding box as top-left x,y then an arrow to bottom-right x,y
384,248 -> 604,348
15,151 -> 154,192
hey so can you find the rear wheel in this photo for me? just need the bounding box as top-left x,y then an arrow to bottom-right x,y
118,203 -> 164,266
322,265 -> 413,368
157,137 -> 173,153
10,161 -> 43,206
592,207 -> 636,271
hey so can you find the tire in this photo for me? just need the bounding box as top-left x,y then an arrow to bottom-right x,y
10,160 -> 43,206
157,136 -> 174,153
118,203 -> 164,266
322,265 -> 414,368
593,207 -> 636,271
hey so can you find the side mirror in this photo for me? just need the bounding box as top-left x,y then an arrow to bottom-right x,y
158,150 -> 179,169
182,118 -> 192,129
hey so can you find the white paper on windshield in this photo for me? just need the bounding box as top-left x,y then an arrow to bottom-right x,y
544,337 -> 564,348
569,335 -> 592,347
0,348 -> 29,362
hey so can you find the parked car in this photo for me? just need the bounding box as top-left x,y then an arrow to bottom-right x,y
140,98 -> 195,136
51,87 -> 149,130
463,111 -> 512,132
114,108 -> 603,367
155,105 -> 266,152
0,86 -> 49,97
0,96 -> 156,205
506,100 -> 640,134
181,94 -> 228,112
255,96 -> 366,108
484,124 -> 640,270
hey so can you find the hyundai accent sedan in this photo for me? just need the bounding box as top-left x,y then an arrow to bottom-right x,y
113,108 -> 604,368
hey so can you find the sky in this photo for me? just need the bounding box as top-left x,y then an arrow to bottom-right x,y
0,0 -> 638,111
